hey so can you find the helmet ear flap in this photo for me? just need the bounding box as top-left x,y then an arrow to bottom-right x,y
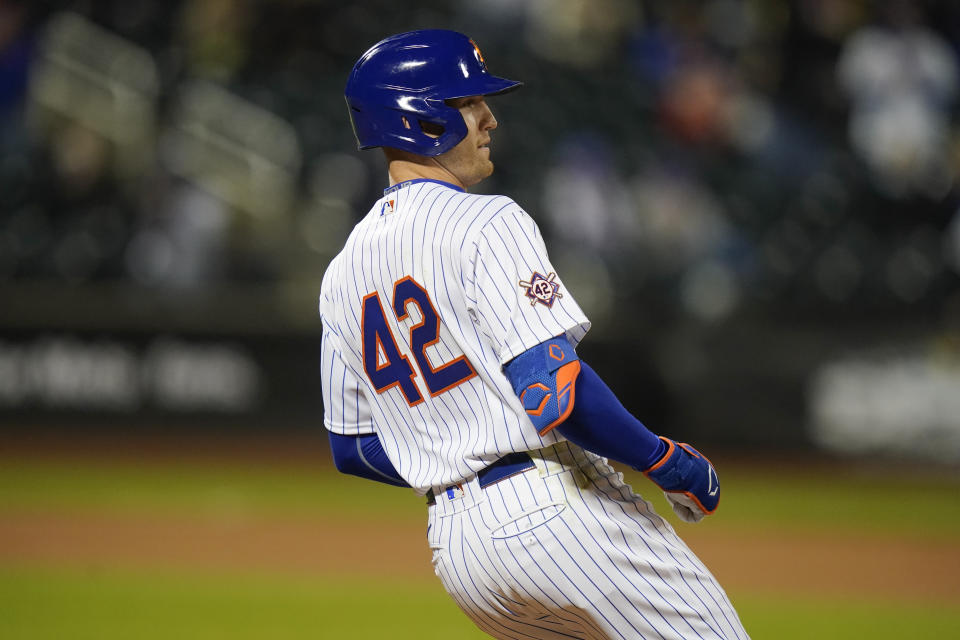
357,103 -> 466,156
429,105 -> 468,154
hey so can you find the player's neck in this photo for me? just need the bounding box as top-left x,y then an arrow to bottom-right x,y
387,158 -> 466,191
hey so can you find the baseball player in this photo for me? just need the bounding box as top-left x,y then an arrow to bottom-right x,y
320,29 -> 749,640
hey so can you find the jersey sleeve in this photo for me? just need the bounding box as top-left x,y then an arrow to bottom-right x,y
466,203 -> 590,364
320,319 -> 375,436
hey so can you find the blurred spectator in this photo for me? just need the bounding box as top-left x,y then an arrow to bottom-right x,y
541,133 -> 638,254
177,0 -> 251,83
629,162 -> 742,321
125,177 -> 228,289
631,165 -> 731,274
524,0 -> 640,68
946,206 -> 960,275
0,0 -> 38,249
659,59 -> 730,145
39,122 -> 135,283
837,2 -> 958,200
0,0 -> 32,127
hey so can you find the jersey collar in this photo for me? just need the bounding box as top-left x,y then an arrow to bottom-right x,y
384,179 -> 465,196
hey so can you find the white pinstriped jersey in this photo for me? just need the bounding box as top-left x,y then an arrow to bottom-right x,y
319,179 -> 590,492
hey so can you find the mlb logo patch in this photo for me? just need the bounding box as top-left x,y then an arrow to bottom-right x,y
381,199 -> 395,215
445,483 -> 464,501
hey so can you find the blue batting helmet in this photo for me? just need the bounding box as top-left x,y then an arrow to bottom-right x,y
345,30 -> 522,156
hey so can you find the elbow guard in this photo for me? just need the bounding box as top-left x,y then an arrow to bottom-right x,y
504,336 -> 581,436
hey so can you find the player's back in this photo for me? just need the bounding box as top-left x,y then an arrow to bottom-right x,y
320,178 -> 584,490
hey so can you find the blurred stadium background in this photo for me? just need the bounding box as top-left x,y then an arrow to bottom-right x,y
1,1 -> 959,638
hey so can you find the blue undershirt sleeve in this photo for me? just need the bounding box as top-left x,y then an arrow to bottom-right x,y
328,431 -> 410,487
555,360 -> 667,471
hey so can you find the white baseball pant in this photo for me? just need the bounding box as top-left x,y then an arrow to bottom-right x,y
426,443 -> 750,640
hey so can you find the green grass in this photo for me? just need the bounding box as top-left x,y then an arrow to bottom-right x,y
3,458 -> 959,537
1,566 -> 957,640
0,459 -> 424,521
0,566 -> 484,640
736,592 -> 960,640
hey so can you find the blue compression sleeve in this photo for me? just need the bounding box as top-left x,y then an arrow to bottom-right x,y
555,360 -> 666,471
328,432 -> 410,487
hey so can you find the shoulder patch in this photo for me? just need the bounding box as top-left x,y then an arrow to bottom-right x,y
518,271 -> 563,308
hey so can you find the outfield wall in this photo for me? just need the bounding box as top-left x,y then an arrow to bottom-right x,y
2,306 -> 956,461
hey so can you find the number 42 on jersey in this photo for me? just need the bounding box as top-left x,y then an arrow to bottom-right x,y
361,276 -> 476,406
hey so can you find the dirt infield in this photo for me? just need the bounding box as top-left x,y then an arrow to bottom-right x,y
2,509 -> 958,603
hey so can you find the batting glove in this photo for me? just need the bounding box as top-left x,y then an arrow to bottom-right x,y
643,437 -> 720,523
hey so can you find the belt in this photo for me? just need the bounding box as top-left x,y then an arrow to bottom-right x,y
426,452 -> 534,506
